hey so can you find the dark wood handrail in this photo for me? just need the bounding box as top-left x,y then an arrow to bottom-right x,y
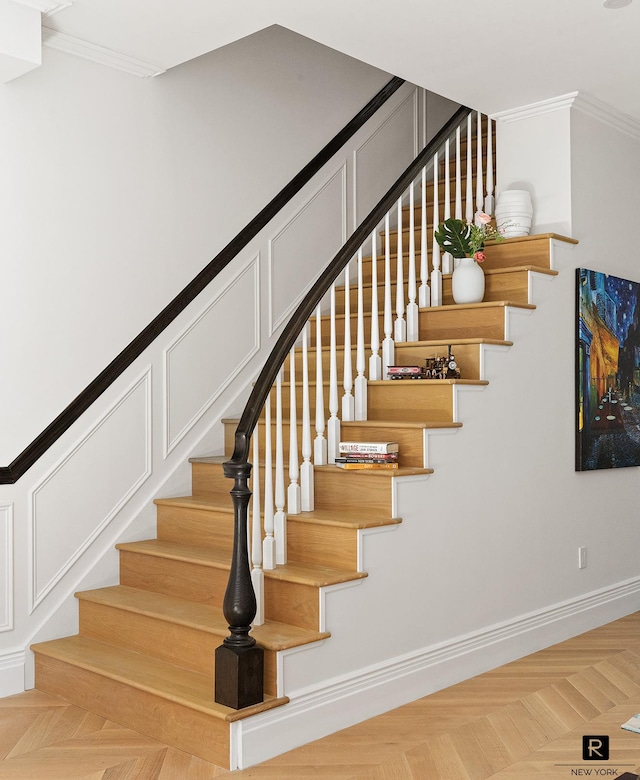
0,76 -> 405,485
216,102 -> 472,709
226,102 -> 472,467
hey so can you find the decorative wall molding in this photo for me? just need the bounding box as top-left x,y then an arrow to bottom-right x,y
0,504 -> 13,632
12,0 -> 71,14
41,26 -> 165,78
234,575 -> 640,770
353,87 -> 418,227
493,91 -> 640,142
29,368 -> 152,610
571,92 -> 640,142
492,93 -> 578,124
164,256 -> 260,456
268,164 -> 347,335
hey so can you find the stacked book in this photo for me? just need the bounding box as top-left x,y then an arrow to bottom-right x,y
336,441 -> 399,470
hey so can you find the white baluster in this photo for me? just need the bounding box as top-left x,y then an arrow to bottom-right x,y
301,322 -> 314,511
442,139 -> 452,275
406,182 -> 419,342
262,395 -> 275,570
382,213 -> 395,376
342,263 -> 355,421
327,283 -> 340,463
394,197 -> 407,342
475,110 -> 484,222
419,165 -> 430,308
484,117 -> 494,216
431,151 -> 442,307
288,345 -> 301,514
251,427 -> 264,625
369,229 -> 382,380
274,369 -> 286,565
314,304 -> 328,464
355,247 -> 367,420
455,126 -> 462,223
465,114 -> 474,224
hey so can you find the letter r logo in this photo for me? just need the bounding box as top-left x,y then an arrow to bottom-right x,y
582,735 -> 609,760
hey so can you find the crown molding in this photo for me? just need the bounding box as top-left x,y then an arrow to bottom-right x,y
492,91 -> 640,142
571,92 -> 640,142
491,93 -> 579,123
41,26 -> 165,78
11,0 -> 71,15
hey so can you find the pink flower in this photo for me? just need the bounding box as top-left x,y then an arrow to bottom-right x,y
473,251 -> 486,263
476,212 -> 492,225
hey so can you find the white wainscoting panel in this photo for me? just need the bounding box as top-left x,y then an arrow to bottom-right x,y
269,165 -> 346,334
164,256 -> 260,455
0,504 -> 13,632
354,89 -> 418,225
29,369 -> 152,610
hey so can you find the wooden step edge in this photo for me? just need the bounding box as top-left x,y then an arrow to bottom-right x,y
116,539 -> 231,568
475,265 -> 558,278
288,338 -> 514,353
287,510 -> 401,530
341,265 -> 558,289
368,378 -> 488,387
420,300 -> 536,313
31,635 -> 288,721
154,495 -> 233,513
189,454 -> 227,465
116,539 -> 367,589
317,464 -> 433,478
76,586 -> 329,652
223,418 -> 463,431
487,232 -> 578,246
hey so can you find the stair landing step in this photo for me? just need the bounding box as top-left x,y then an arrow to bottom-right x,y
31,635 -> 287,721
117,539 -> 367,587
77,585 -> 330,651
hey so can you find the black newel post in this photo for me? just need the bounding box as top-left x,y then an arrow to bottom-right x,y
214,459 -> 264,709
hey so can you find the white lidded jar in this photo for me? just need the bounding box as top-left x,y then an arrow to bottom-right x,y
495,189 -> 533,238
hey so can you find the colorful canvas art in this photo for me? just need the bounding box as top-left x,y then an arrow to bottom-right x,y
576,268 -> 640,470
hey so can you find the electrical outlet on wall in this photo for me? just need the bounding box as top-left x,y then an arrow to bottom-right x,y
578,546 -> 587,569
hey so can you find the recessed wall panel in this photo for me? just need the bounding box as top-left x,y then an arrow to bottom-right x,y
30,370 -> 152,609
0,504 -> 13,632
355,90 -> 417,224
269,165 -> 346,334
165,257 -> 260,454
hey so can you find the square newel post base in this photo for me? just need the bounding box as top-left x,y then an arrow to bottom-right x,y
215,643 -> 264,709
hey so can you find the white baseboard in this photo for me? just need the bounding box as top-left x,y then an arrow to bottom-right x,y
234,575 -> 640,770
0,650 -> 26,698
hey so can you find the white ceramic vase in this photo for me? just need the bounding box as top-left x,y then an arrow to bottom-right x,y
495,189 -> 533,238
452,256 -> 485,304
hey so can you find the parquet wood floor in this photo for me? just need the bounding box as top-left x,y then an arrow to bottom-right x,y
3,612 -> 640,778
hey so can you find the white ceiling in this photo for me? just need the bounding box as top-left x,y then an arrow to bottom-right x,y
41,0 -> 640,123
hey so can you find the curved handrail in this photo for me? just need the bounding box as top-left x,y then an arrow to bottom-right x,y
226,103 -> 472,468
0,76 -> 405,485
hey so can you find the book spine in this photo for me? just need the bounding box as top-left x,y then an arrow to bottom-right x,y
336,462 -> 399,470
335,456 -> 398,464
339,442 -> 398,454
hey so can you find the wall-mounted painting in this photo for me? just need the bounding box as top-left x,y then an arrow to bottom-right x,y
576,268 -> 640,471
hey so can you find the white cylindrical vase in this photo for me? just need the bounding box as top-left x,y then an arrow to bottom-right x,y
495,189 -> 533,237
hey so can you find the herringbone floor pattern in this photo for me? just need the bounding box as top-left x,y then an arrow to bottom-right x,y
3,613 -> 640,778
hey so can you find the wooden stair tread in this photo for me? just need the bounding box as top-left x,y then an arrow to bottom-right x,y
286,508 -> 401,530
155,495 -> 401,528
77,585 -> 329,651
368,378 -> 488,387
31,635 -> 287,721
154,495 -> 232,511
319,464 -> 433,477
288,337 -> 513,351
316,299 -> 534,323
223,418 -> 463,430
117,539 -> 366,587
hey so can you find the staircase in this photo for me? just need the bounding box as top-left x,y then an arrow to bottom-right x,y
29,113 -> 577,770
